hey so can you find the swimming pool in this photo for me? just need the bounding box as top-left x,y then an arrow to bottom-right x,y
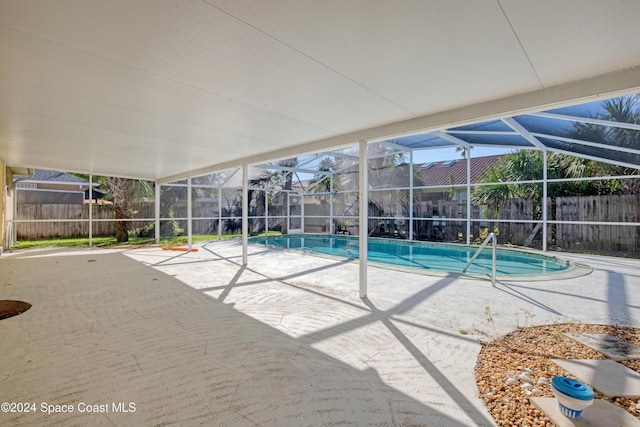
250,234 -> 579,278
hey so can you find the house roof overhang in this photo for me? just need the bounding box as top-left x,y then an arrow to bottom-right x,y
1,1 -> 640,182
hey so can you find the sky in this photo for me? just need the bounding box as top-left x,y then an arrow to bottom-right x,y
411,146 -> 510,165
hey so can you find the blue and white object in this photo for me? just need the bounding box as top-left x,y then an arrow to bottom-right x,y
551,376 -> 594,419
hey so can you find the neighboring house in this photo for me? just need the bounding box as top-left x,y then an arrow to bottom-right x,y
14,169 -> 96,204
418,155 -> 502,203
399,155 -> 504,240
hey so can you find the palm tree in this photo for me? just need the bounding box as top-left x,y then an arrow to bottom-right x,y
367,143 -> 409,188
470,165 -> 510,209
278,158 -> 298,190
569,96 -> 640,193
473,96 -> 640,206
311,157 -> 336,200
277,158 -> 298,234
455,145 -> 471,158
74,174 -> 154,242
248,170 -> 280,233
107,177 -> 131,242
472,150 -> 609,208
116,178 -> 154,242
367,144 -> 422,218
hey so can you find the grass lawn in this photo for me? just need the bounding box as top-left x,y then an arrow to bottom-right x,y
11,232 -> 279,250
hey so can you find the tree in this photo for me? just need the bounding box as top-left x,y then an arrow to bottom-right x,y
248,170 -> 280,234
455,145 -> 471,158
107,177 -> 131,242
158,182 -> 186,239
107,178 -> 154,242
73,174 -> 154,242
277,158 -> 298,234
568,96 -> 640,194
473,96 -> 640,206
311,157 -> 337,200
367,142 -> 409,188
472,150 -> 625,209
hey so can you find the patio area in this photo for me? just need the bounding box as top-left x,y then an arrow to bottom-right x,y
1,241 -> 638,426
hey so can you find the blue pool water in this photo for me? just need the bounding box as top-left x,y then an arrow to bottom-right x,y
250,234 -> 570,276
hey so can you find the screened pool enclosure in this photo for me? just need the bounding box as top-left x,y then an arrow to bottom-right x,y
9,95 -> 640,258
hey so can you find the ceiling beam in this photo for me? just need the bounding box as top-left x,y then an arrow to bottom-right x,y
253,164 -> 321,175
433,131 -> 472,148
447,130 -> 519,136
532,133 -> 640,156
501,118 -> 546,150
326,151 -> 359,161
531,111 -> 640,131
377,140 -> 412,152
544,147 -> 640,170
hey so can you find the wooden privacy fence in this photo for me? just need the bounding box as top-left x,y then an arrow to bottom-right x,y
412,199 -> 543,244
16,202 -> 284,239
16,204 -> 155,239
555,194 -> 640,253
15,195 -> 640,255
480,198 -> 546,246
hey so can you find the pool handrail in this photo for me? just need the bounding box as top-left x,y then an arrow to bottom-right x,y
462,232 -> 497,287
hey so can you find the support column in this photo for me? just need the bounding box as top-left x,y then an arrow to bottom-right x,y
265,189 -> 269,235
187,177 -> 193,251
329,174 -> 334,234
301,193 -> 305,233
218,185 -> 222,240
359,140 -> 368,299
409,150 -> 414,241
155,181 -> 160,244
542,150 -> 548,252
0,163 -> 5,253
12,182 -> 17,244
89,174 -> 93,248
466,148 -> 471,245
242,165 -> 249,266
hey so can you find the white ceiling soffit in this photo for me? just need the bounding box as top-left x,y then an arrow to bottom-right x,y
1,0 -> 639,181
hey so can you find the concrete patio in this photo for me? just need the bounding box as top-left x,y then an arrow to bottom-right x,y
1,240 -> 638,426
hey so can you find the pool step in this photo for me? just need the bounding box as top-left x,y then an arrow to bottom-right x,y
530,398 -> 640,427
564,333 -> 640,361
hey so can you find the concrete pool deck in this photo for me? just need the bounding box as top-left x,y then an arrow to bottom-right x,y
0,240 -> 638,426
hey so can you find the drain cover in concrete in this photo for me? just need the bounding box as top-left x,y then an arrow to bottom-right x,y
531,398 -> 640,427
553,359 -> 640,399
566,333 -> 640,361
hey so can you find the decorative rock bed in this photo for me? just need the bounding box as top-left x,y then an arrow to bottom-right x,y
475,324 -> 640,426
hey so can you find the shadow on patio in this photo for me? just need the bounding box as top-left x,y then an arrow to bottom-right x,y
0,246 -> 495,426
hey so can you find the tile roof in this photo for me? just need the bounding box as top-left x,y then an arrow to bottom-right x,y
418,155 -> 502,186
16,169 -> 90,184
